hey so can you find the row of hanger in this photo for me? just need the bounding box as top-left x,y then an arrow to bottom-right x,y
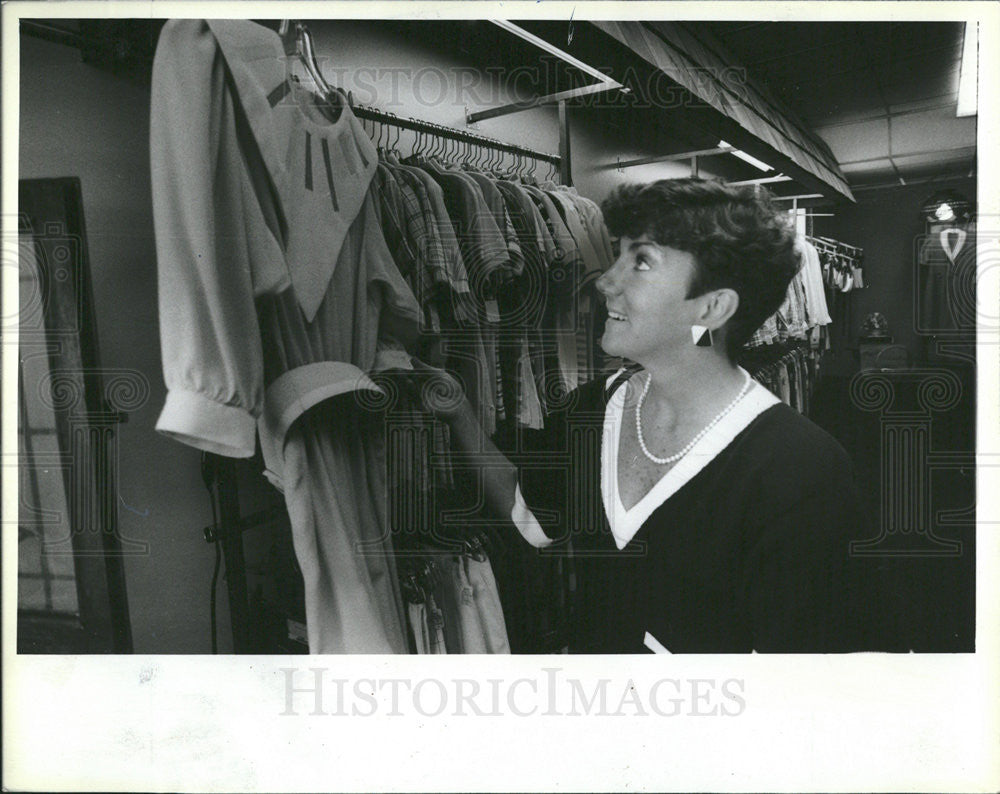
807,234 -> 864,261
369,116 -> 557,184
278,19 -> 559,184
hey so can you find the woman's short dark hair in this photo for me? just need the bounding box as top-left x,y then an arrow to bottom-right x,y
601,178 -> 800,362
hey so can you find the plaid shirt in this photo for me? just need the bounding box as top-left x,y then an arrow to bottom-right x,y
389,163 -> 477,326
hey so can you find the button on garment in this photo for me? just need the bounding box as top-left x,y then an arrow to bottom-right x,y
151,19 -> 422,653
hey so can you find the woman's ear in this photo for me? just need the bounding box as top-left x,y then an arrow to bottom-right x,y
699,288 -> 740,330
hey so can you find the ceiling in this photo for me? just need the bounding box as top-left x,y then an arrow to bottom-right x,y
492,19 -> 977,200
21,18 -> 977,198
697,22 -> 977,192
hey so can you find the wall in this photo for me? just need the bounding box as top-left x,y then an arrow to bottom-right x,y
19,33 -> 233,652
308,20 -> 717,196
813,175 -> 977,370
19,21 -> 714,653
809,176 -> 978,652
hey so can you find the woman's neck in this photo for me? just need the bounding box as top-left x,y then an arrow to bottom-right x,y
639,352 -> 746,430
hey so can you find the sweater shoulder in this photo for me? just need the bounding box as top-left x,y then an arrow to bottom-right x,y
735,403 -> 855,485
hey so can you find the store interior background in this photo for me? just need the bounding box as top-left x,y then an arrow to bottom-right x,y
18,18 -> 977,652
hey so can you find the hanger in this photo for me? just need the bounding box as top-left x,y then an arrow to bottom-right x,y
490,146 -> 503,178
505,150 -> 519,179
521,154 -> 539,186
401,572 -> 426,605
500,149 -> 513,178
379,118 -> 394,160
464,534 -> 488,563
390,119 -> 401,158
403,128 -> 424,165
280,20 -> 345,116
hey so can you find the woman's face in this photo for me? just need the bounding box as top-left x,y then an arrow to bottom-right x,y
595,234 -> 701,364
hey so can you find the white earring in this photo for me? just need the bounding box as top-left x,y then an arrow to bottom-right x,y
691,324 -> 713,347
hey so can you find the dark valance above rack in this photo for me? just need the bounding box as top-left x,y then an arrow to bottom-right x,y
591,21 -> 855,203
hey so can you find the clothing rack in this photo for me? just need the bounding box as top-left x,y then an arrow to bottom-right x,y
204,29 -> 565,654
351,103 -> 562,169
807,234 -> 863,258
280,19 -> 562,175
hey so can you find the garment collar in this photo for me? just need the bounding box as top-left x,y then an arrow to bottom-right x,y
206,20 -> 377,322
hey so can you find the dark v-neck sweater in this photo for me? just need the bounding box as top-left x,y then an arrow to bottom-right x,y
515,377 -> 881,653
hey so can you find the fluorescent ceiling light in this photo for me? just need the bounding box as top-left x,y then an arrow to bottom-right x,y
957,22 -> 978,117
490,20 -> 622,87
719,140 -> 772,172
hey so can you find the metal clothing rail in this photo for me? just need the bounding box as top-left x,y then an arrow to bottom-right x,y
808,234 -> 864,257
20,19 -> 85,47
351,103 -> 562,167
279,19 -> 561,170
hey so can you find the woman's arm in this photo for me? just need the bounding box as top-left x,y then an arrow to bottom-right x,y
438,387 -> 520,525
404,359 -> 550,546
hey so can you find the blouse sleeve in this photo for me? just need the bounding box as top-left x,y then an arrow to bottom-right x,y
150,20 -> 268,458
510,485 -> 554,548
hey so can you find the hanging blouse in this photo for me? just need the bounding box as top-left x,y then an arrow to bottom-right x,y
151,19 -> 422,653
795,237 -> 832,327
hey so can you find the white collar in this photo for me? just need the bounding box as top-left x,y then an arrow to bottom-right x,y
601,368 -> 780,550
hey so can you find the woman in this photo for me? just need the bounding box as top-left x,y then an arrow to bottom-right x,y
411,178 -> 877,653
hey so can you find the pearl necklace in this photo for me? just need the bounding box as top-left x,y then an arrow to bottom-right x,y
635,371 -> 753,465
